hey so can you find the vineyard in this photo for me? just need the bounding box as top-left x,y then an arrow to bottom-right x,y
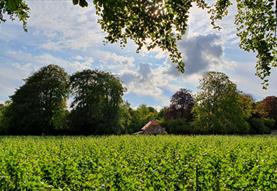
0,136 -> 276,190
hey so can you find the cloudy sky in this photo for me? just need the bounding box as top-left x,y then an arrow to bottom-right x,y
0,1 -> 276,109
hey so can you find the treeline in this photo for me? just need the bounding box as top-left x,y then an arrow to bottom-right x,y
0,65 -> 124,135
0,65 -> 276,135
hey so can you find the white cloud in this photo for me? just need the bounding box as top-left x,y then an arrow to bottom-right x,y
187,2 -> 239,47
0,51 -> 95,102
225,62 -> 277,100
97,52 -> 135,68
25,0 -> 104,51
5,51 -> 94,74
0,64 -> 29,102
0,0 -> 276,108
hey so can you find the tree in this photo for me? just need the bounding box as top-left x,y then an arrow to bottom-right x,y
0,101 -> 11,134
2,0 -> 275,86
238,93 -> 255,120
193,71 -> 249,134
161,89 -> 194,134
6,65 -> 70,134
165,88 -> 194,121
129,104 -> 158,133
157,107 -> 168,120
0,0 -> 29,31
118,101 -> 133,134
161,118 -> 194,134
69,69 -> 124,134
256,96 -> 277,129
235,93 -> 274,134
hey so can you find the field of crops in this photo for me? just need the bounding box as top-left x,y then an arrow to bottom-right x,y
0,136 -> 276,190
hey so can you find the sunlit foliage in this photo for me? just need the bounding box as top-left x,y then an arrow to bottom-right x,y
1,0 -> 276,87
0,136 -> 276,190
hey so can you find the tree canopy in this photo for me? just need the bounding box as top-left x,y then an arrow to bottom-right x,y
256,96 -> 277,129
238,93 -> 255,120
0,101 -> 10,133
165,88 -> 194,121
1,0 -> 276,87
0,64 -> 275,135
128,104 -> 158,133
193,71 -> 249,134
69,69 -> 125,134
0,0 -> 29,31
5,64 -> 70,134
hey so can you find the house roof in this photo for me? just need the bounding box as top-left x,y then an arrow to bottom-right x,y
141,120 -> 160,131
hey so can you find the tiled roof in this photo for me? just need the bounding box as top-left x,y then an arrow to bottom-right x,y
141,120 -> 160,130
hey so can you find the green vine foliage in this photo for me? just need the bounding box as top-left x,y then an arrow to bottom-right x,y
0,136 -> 277,190
1,0 -> 276,87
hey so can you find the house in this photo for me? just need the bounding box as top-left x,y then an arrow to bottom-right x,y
135,120 -> 167,135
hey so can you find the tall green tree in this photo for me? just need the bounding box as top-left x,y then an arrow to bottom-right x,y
2,0 -> 276,86
69,70 -> 124,134
193,71 -> 249,134
5,65 -> 70,134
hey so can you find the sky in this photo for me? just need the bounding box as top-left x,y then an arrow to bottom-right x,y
0,0 -> 276,109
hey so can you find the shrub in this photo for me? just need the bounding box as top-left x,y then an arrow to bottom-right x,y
248,118 -> 274,134
161,119 -> 194,134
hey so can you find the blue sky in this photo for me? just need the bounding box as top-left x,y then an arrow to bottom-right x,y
0,1 -> 276,109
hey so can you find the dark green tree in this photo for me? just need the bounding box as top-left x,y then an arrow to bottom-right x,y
69,70 -> 124,134
0,101 -> 11,134
6,64 -> 70,134
193,71 -> 249,134
235,93 -> 274,134
118,101 -> 133,134
2,0 -> 276,87
157,107 -> 167,120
